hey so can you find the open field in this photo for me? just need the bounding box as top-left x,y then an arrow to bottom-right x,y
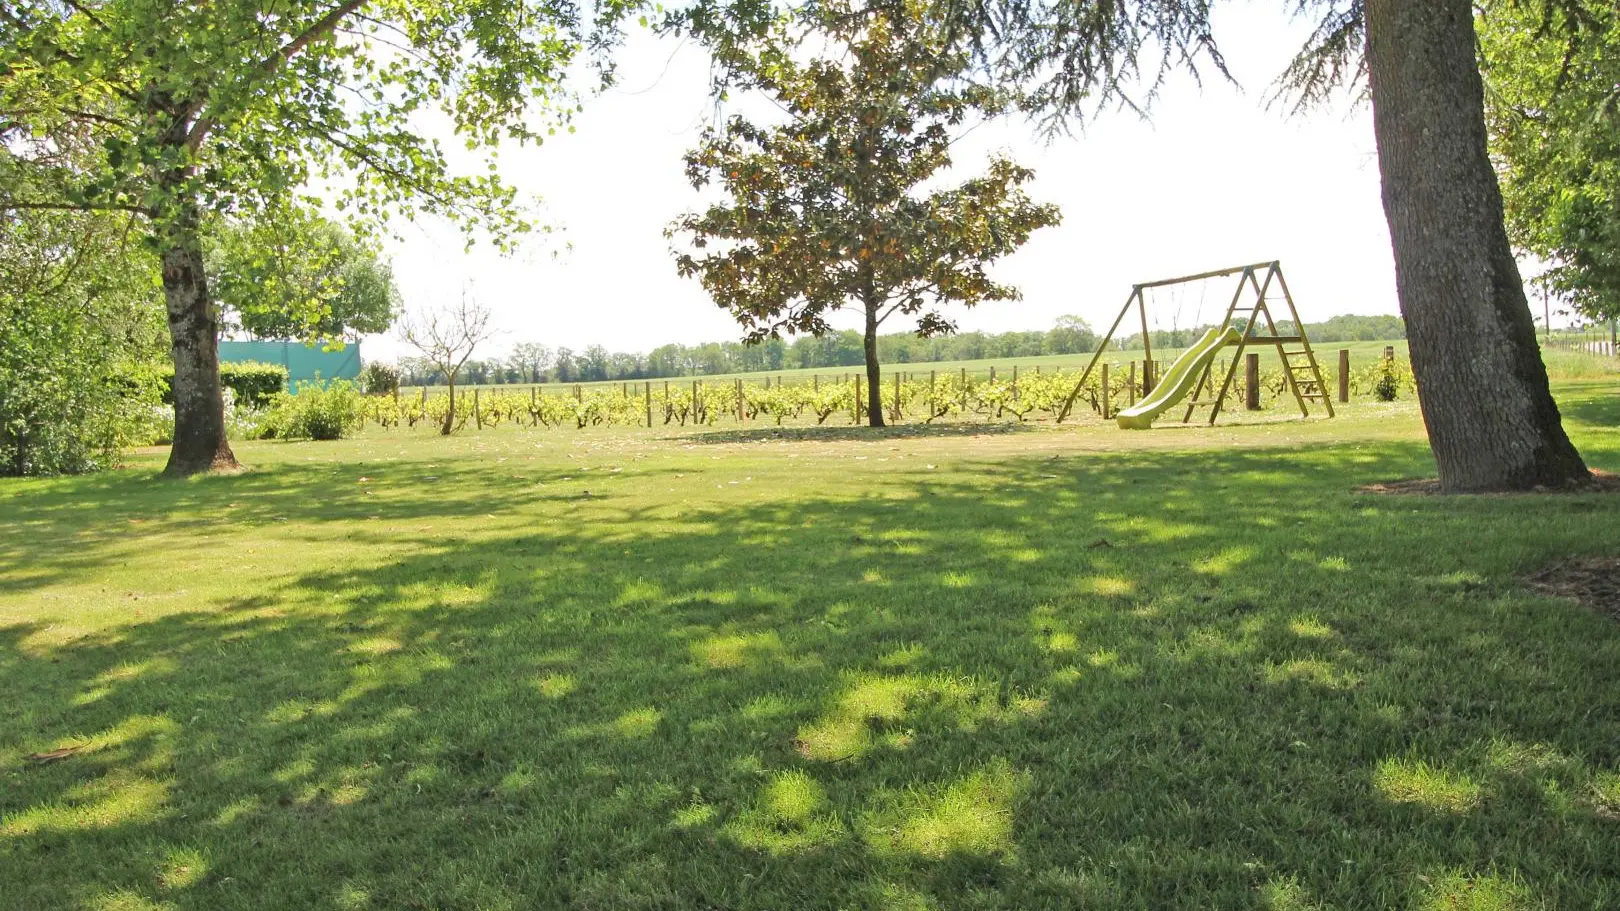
3,378 -> 1619,909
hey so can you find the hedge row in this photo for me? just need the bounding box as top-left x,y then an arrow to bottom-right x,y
157,361 -> 288,408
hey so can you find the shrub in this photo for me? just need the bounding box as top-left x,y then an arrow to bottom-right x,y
1350,356 -> 1416,400
2,364 -> 166,475
1373,359 -> 1400,401
2,201 -> 168,475
221,362 -> 289,407
157,361 -> 288,408
256,380 -> 365,441
359,361 -> 401,396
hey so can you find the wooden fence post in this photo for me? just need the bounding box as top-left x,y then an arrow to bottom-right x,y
1100,362 -> 1110,419
1338,349 -> 1350,403
1245,353 -> 1260,410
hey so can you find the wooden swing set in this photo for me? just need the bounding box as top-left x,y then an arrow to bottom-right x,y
1056,260 -> 1335,424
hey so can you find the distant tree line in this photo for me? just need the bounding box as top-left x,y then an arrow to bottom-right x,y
393,313 -> 1405,386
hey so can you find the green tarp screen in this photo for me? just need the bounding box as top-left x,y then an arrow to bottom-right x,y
218,340 -> 362,388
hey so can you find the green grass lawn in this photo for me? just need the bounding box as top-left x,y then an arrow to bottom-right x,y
3,380 -> 1618,910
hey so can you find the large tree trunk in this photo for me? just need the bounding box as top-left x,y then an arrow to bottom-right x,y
158,196 -> 238,477
863,300 -> 885,428
1364,0 -> 1587,492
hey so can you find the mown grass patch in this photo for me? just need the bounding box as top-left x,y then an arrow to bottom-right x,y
1,384 -> 1617,909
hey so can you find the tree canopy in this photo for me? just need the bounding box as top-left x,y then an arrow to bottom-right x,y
669,0 -> 1061,425
208,213 -> 401,345
1480,1 -> 1620,325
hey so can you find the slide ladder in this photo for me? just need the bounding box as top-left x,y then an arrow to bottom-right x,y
1180,268 -> 1334,424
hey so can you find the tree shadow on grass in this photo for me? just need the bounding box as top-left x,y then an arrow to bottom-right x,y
0,458 -> 687,595
2,442 -> 1619,909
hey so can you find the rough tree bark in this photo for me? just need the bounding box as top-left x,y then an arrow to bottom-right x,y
158,190 -> 238,477
862,295 -> 886,428
1364,0 -> 1588,492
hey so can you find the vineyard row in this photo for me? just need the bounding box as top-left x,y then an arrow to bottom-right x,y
364,355 -> 1415,431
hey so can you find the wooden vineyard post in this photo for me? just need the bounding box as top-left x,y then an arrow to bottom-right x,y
1338,349 -> 1350,403
473,388 -> 482,429
853,376 -> 863,423
1128,362 -> 1137,406
960,368 -> 968,409
691,380 -> 700,424
530,387 -> 538,426
393,385 -> 399,408
421,386 -> 428,407
1100,362 -> 1110,419
574,384 -> 582,403
1245,353 -> 1260,410
813,374 -> 820,390
1011,366 -> 1019,403
1383,345 -> 1395,362
737,378 -> 745,422
989,366 -> 996,382
645,382 -> 652,427
893,372 -> 902,421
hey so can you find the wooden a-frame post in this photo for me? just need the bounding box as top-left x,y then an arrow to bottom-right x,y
1058,260 -> 1334,425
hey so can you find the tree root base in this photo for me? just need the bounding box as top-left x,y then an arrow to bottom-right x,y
1355,470 -> 1618,496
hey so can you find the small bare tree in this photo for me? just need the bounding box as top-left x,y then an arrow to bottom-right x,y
399,292 -> 497,435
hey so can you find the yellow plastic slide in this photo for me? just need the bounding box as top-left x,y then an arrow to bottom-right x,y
1115,326 -> 1242,429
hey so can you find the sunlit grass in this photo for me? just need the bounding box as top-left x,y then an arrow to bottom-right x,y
0,381 -> 1617,908
1375,758 -> 1485,813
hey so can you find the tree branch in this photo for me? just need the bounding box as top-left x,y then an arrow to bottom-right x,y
0,199 -> 147,215
183,0 -> 370,152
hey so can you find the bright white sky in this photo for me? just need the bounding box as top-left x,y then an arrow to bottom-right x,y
367,5 -> 1406,362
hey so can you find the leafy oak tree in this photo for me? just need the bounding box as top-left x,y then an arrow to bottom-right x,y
0,0 -> 627,475
668,1 -> 1060,426
1479,2 -> 1620,332
209,212 -> 401,345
